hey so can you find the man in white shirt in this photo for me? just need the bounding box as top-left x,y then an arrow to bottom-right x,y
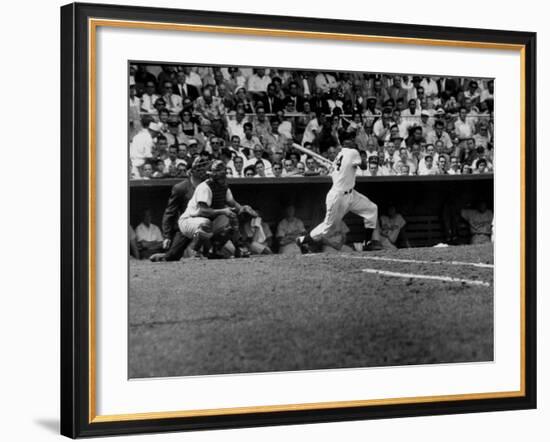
420,77 -> 439,98
130,121 -> 162,169
162,81 -> 183,115
314,72 -> 338,94
247,68 -> 271,94
164,145 -> 187,177
454,107 -> 475,141
135,209 -> 163,258
426,120 -> 453,150
140,81 -> 159,114
227,107 -> 248,142
182,66 -> 202,89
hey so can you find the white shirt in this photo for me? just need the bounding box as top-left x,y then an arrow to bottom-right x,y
130,129 -> 154,166
247,74 -> 271,93
455,118 -> 474,139
140,93 -> 159,113
420,78 -> 439,97
302,118 -> 320,145
227,118 -> 247,142
135,223 -> 163,242
164,157 -> 186,171
331,148 -> 361,192
181,181 -> 234,219
185,72 -> 203,89
163,93 -> 183,114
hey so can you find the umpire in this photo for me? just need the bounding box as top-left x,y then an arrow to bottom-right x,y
150,156 -> 209,262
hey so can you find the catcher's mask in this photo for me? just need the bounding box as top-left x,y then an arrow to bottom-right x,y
190,156 -> 210,180
208,160 -> 227,181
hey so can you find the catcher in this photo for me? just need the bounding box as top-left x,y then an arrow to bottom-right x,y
178,160 -> 258,258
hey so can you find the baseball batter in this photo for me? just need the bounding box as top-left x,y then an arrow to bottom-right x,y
297,146 -> 381,252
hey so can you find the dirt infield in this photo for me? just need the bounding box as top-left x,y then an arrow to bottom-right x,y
129,244 -> 493,378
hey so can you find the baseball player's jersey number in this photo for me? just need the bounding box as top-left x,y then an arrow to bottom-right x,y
335,155 -> 343,171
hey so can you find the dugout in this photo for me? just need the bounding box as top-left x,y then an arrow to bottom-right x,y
130,175 -> 494,247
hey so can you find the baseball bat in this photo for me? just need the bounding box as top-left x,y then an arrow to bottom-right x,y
291,143 -> 333,168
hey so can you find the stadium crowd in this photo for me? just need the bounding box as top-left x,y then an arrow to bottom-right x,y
129,64 -> 495,179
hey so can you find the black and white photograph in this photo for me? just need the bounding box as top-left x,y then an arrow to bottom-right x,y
128,63 -> 495,379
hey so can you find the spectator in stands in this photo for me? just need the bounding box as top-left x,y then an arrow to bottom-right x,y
248,68 -> 271,96
295,162 -> 306,176
174,70 -> 199,100
455,106 -> 475,143
164,145 -> 186,177
194,87 -> 225,124
401,98 -> 420,127
461,201 -> 493,244
141,163 -> 154,179
152,159 -> 166,178
129,85 -> 141,126
437,155 -> 448,174
473,158 -> 490,174
240,122 -> 261,151
272,162 -> 283,178
162,81 -> 183,114
377,205 -> 408,249
366,156 -> 383,176
276,205 -> 307,254
244,165 -> 256,177
448,156 -> 461,175
135,209 -> 164,259
140,81 -> 160,114
282,158 -> 297,177
230,155 -> 245,178
304,157 -> 320,176
315,71 -> 338,94
227,105 -> 248,142
130,121 -> 162,171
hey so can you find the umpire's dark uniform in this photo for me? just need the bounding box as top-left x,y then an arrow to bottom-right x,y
161,179 -> 197,261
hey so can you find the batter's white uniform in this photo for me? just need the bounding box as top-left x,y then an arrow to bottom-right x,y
310,148 -> 378,241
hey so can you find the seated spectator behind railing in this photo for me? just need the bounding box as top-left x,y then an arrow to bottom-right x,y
229,155 -> 245,178
243,165 -> 256,177
376,205 -> 409,249
417,155 -> 439,175
135,209 -> 164,259
304,156 -> 320,176
461,201 -> 493,245
130,121 -> 161,172
282,158 -> 298,177
276,205 -> 307,254
152,159 -> 166,178
164,145 -> 186,177
365,156 -> 384,177
141,163 -> 154,180
272,162 -> 283,178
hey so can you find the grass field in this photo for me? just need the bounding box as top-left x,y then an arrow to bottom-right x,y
128,244 -> 494,378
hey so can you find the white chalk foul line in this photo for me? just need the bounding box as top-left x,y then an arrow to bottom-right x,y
361,268 -> 491,287
340,255 -> 494,269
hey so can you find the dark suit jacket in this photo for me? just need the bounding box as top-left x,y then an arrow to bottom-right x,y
161,179 -> 197,239
285,95 -> 307,112
260,95 -> 284,114
173,83 -> 200,101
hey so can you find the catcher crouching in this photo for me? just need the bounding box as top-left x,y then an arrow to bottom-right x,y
178,160 -> 257,258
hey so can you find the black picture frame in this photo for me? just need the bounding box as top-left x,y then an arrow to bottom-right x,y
61,2 -> 537,438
